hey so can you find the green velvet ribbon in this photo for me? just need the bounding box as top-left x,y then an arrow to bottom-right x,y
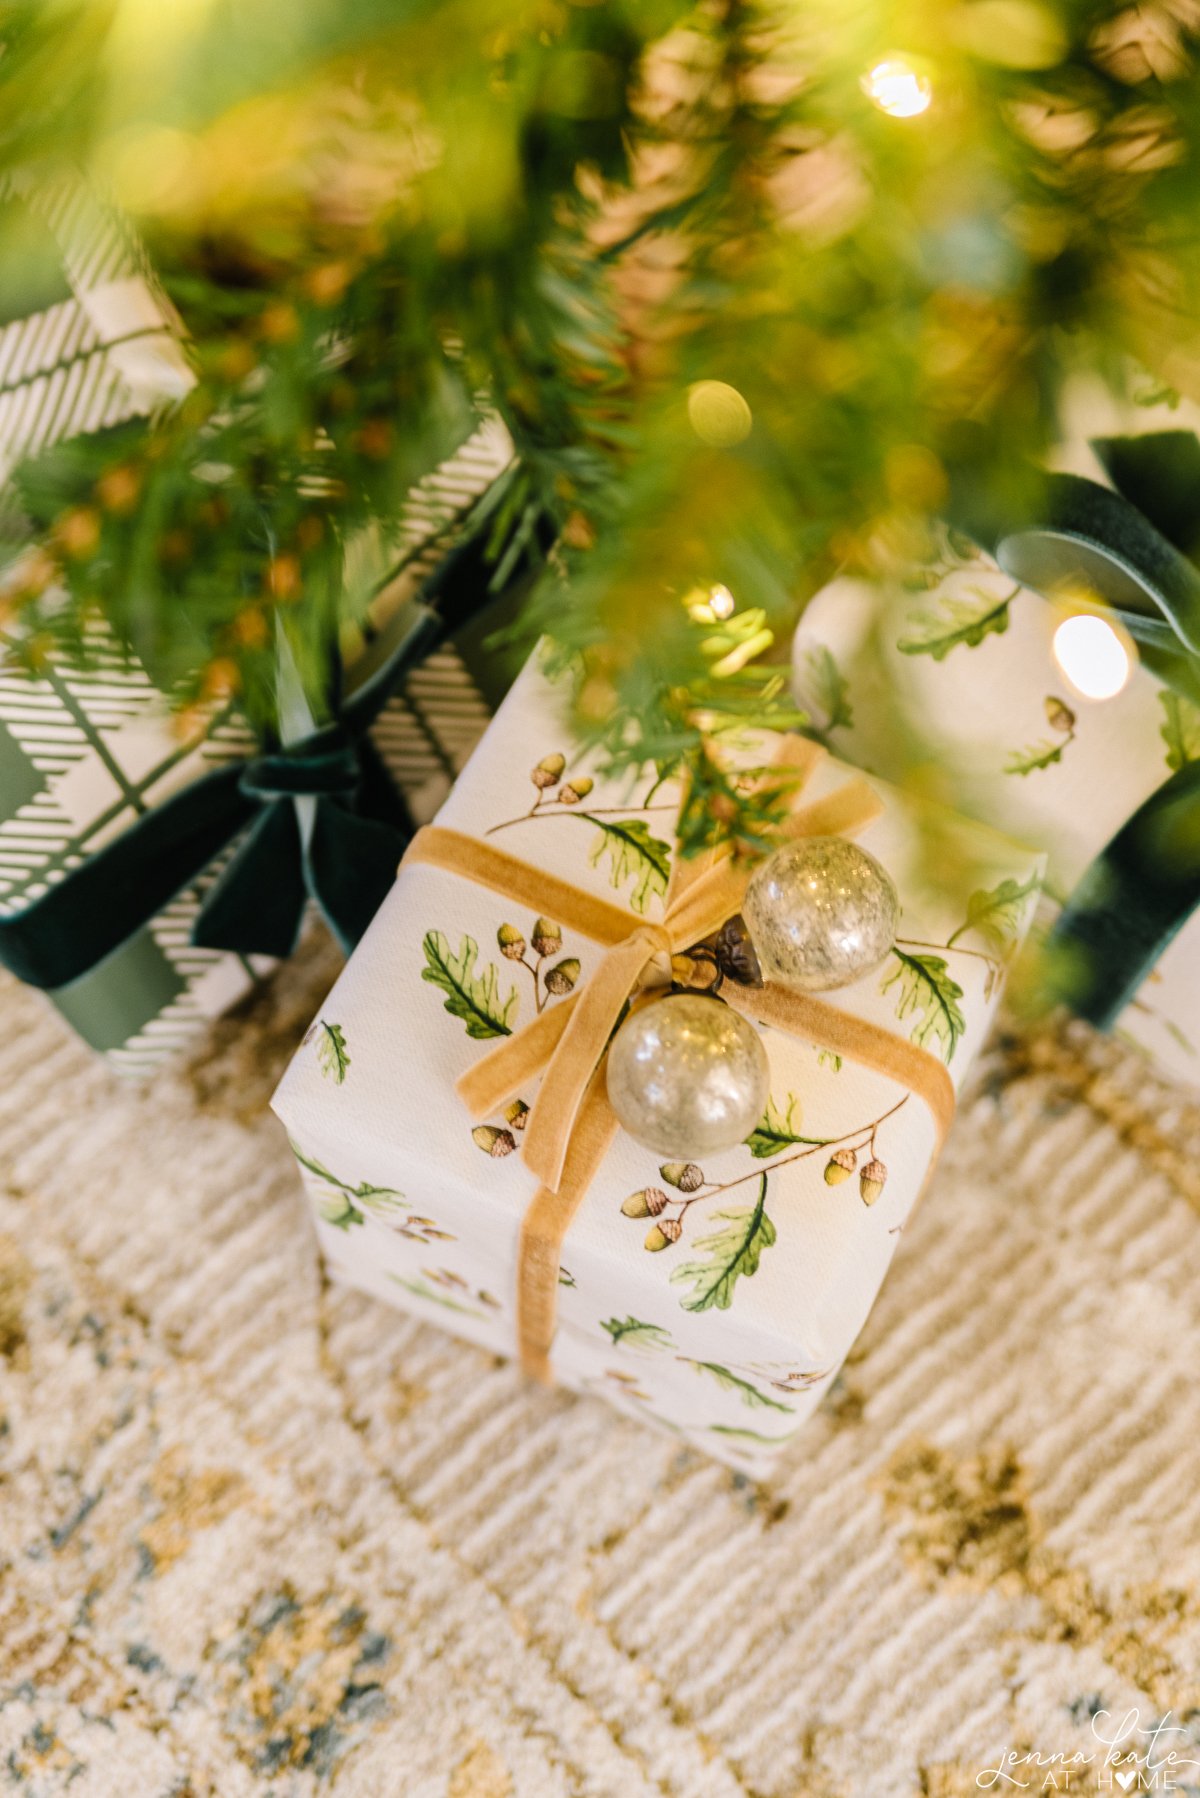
0,504 -> 545,991
957,431 -> 1200,1029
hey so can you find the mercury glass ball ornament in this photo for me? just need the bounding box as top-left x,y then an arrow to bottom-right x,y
606,994 -> 770,1159
743,836 -> 898,993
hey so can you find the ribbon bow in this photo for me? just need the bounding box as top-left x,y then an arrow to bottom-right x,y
405,735 -> 957,1379
0,611 -> 439,991
953,431 -> 1200,1029
0,506 -> 545,996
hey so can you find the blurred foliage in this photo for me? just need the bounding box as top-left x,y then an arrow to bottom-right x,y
1,0 -> 1199,849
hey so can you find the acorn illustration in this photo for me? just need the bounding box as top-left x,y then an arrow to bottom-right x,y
559,776 -> 594,805
497,922 -> 526,960
644,1217 -> 683,1251
531,917 -> 562,957
859,1158 -> 887,1205
544,956 -> 580,995
621,1187 -> 669,1218
1044,695 -> 1075,734
505,1099 -> 530,1132
660,1161 -> 704,1193
824,1147 -> 857,1185
472,1125 -> 517,1158
531,752 -> 566,790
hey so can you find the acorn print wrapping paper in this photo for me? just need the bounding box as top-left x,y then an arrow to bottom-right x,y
272,653 -> 1043,1475
792,555 -> 1200,1094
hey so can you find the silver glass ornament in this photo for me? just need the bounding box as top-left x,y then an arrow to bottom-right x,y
743,836 -> 898,993
606,993 -> 769,1159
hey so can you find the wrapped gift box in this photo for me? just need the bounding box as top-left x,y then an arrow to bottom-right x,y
0,626 -> 494,1072
0,178 -> 515,1071
271,653 -> 1042,1474
793,560 -> 1200,1090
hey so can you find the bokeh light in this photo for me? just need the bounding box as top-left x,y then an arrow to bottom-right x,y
687,382 -> 753,448
862,58 -> 932,118
1052,613 -> 1132,700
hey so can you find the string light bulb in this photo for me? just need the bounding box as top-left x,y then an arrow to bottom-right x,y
684,583 -> 737,624
862,57 -> 932,118
1051,612 -> 1132,700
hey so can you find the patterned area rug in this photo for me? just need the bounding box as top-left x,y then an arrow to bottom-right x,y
1,946 -> 1199,1798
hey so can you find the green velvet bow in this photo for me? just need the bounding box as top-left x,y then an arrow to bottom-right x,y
960,431 -> 1200,1030
0,510 -> 544,992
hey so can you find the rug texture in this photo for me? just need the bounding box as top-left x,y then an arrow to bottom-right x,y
1,945 -> 1199,1798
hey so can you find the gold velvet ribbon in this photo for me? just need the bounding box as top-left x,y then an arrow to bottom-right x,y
403,737 -> 957,1381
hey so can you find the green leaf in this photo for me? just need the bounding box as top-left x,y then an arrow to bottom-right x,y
682,1360 -> 794,1411
745,1093 -> 826,1159
881,950 -> 965,1063
817,1050 -> 843,1072
950,874 -> 1040,955
1159,690 -> 1200,772
601,1315 -> 673,1352
586,816 -> 670,914
1003,738 -> 1066,776
289,1141 -> 404,1213
671,1177 -> 776,1312
1092,431 -> 1200,554
389,1275 -> 486,1319
896,586 -> 1014,660
313,1020 -> 350,1083
708,1423 -> 800,1445
421,931 -> 517,1038
795,643 -> 853,732
316,1194 -> 363,1231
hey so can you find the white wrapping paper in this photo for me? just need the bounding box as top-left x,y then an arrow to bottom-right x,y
272,653 -> 1042,1474
793,562 -> 1200,1090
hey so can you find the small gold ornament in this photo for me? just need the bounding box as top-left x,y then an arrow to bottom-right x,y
606,993 -> 770,1158
743,836 -> 898,993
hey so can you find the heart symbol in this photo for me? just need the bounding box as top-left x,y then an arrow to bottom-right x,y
1115,1773 -> 1136,1791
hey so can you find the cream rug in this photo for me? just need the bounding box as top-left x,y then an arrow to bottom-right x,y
1,945 -> 1199,1798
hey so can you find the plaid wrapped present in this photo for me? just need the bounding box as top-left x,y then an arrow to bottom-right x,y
0,177 -> 516,1070
0,628 -> 495,1072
